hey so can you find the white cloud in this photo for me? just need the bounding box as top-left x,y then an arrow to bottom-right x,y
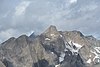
69,0 -> 77,3
15,1 -> 31,16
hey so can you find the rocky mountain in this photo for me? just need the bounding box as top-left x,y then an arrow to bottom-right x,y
0,25 -> 100,67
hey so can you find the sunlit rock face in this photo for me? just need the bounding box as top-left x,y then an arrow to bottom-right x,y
0,61 -> 6,67
0,25 -> 100,67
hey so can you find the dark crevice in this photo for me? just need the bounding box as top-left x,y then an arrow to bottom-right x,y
33,59 -> 49,67
2,59 -> 13,67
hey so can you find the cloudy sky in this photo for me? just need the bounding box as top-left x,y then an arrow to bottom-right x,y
0,0 -> 100,43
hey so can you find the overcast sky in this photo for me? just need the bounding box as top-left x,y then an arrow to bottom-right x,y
0,0 -> 100,43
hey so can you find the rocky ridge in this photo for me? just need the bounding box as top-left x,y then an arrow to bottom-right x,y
0,25 -> 100,67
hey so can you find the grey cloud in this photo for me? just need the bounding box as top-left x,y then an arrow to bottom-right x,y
0,0 -> 100,43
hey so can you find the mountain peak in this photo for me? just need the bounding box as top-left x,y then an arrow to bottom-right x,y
44,25 -> 57,33
43,25 -> 58,35
42,25 -> 60,39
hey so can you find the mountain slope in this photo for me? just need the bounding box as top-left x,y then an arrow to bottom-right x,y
0,25 -> 100,67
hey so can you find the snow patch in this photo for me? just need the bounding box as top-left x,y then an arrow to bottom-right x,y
90,50 -> 100,63
65,41 -> 82,55
87,59 -> 92,64
91,50 -> 97,56
93,56 -> 99,62
89,55 -> 92,57
64,48 -> 68,51
73,42 -> 82,49
59,52 -> 65,62
50,34 -> 55,37
60,35 -> 63,37
45,38 -> 50,40
94,47 -> 100,54
55,64 -> 60,67
51,52 -> 54,54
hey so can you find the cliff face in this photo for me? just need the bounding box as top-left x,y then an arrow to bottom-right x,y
0,25 -> 100,67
